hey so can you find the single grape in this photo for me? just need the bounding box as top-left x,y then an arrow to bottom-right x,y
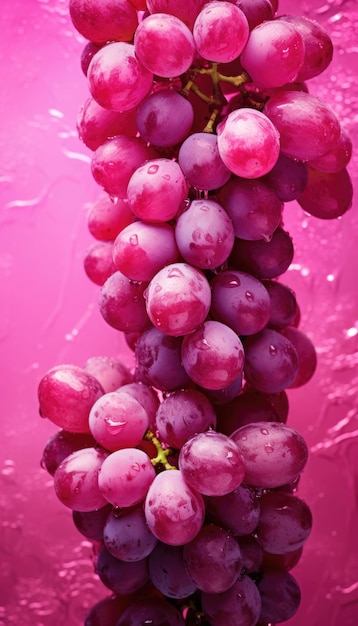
69,0 -> 138,43
77,96 -> 138,151
193,1 -> 249,63
262,279 -> 298,330
238,534 -> 264,573
210,270 -> 271,336
91,135 -> 157,198
155,388 -> 217,450
280,15 -> 334,81
80,41 -> 102,76
72,504 -> 112,541
217,175 -> 283,241
134,13 -> 196,78
88,390 -> 149,452
103,505 -> 158,562
243,328 -> 299,393
87,42 -> 153,111
262,546 -> 303,572
179,431 -> 246,496
116,597 -> 185,626
174,199 -> 235,269
149,542 -> 198,598
240,19 -> 305,88
231,421 -> 308,488
216,388 -> 289,435
257,569 -> 301,623
205,484 -> 261,535
263,153 -> 308,202
83,240 -> 116,286
178,132 -> 231,191
183,524 -> 243,593
134,326 -> 191,392
136,89 -> 194,147
113,222 -> 180,282
229,227 -> 295,279
99,271 -> 150,333
217,108 -> 280,178
229,0 -> 274,31
98,448 -> 156,508
54,447 -> 109,511
38,364 -> 104,433
96,546 -> 149,595
181,320 -> 245,391
308,126 -> 352,173
280,326 -> 317,387
201,574 -> 262,626
144,469 -> 205,546
87,194 -> 136,242
41,430 -> 97,476
126,158 -> 188,223
256,491 -> 313,553
144,263 -> 211,337
263,91 -> 341,162
84,355 -> 133,394
297,165 -> 353,219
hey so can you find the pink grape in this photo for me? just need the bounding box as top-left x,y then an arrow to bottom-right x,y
116,598 -> 185,626
38,364 -> 104,433
103,505 -> 158,562
210,270 -> 271,336
183,524 -> 243,593
243,328 -> 299,393
205,484 -> 261,535
134,14 -> 196,78
112,222 -> 180,282
98,448 -> 156,508
231,421 -> 308,488
72,504 -> 112,542
69,0 -> 138,43
309,126 -> 352,173
256,491 -> 313,553
174,199 -> 235,269
229,227 -> 295,279
136,89 -> 194,147
119,382 -> 160,431
144,470 -> 205,546
263,91 -> 341,162
41,430 -> 97,476
87,194 -> 136,242
257,569 -> 301,623
146,0 -> 208,31
96,546 -> 149,594
134,327 -> 191,392
76,96 -> 138,151
240,19 -> 305,88
54,447 -> 109,511
181,320 -> 245,390
217,175 -> 283,241
297,165 -> 353,219
87,42 -> 153,111
281,326 -> 317,388
229,0 -> 274,31
280,15 -> 334,81
126,158 -> 188,223
84,355 -> 133,393
217,108 -> 280,178
179,431 -> 246,496
155,388 -> 217,450
91,135 -> 157,198
178,132 -> 231,191
144,263 -> 211,337
193,1 -> 249,63
148,543 -> 198,598
83,240 -> 116,286
88,390 -> 149,452
201,574 -> 262,626
99,270 -> 150,333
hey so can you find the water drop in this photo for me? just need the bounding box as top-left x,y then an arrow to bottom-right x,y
168,267 -> 184,278
269,344 -> 277,356
245,291 -> 254,301
162,174 -> 170,180
148,164 -> 159,174
129,234 -> 138,246
265,443 -> 274,454
154,284 -> 162,293
261,428 -> 269,435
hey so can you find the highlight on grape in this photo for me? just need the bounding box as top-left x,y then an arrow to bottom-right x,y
39,1 -> 353,624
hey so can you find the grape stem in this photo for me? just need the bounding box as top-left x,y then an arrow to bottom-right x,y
145,430 -> 176,471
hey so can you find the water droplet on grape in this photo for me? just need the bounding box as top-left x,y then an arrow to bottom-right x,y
261,428 -> 269,435
245,291 -> 254,301
162,174 -> 170,180
147,164 -> 159,174
265,443 -> 274,454
269,344 -> 277,355
129,234 -> 138,246
168,267 -> 184,278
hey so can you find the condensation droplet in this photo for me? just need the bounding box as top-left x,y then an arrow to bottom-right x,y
148,164 -> 159,174
245,291 -> 254,302
129,234 -> 138,246
269,345 -> 277,355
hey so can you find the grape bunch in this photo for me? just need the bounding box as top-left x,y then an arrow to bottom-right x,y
39,0 -> 353,624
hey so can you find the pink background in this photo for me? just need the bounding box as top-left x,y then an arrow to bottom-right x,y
0,0 -> 357,624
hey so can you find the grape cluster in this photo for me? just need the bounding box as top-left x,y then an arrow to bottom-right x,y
39,1 -> 353,624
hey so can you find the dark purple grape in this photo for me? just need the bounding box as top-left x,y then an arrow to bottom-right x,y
95,546 -> 149,595
256,491 -> 313,553
149,542 -> 197,598
297,166 -> 353,219
201,574 -> 262,626
41,430 -> 97,476
72,504 -> 112,541
116,597 -> 185,626
281,326 -> 318,387
262,279 -> 298,330
257,569 -> 301,623
229,227 -> 294,279
205,484 -> 260,536
216,388 -> 288,435
263,153 -> 308,202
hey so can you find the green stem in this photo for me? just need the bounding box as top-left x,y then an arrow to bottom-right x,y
145,430 -> 176,471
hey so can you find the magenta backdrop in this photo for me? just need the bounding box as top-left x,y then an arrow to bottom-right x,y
0,0 -> 357,624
